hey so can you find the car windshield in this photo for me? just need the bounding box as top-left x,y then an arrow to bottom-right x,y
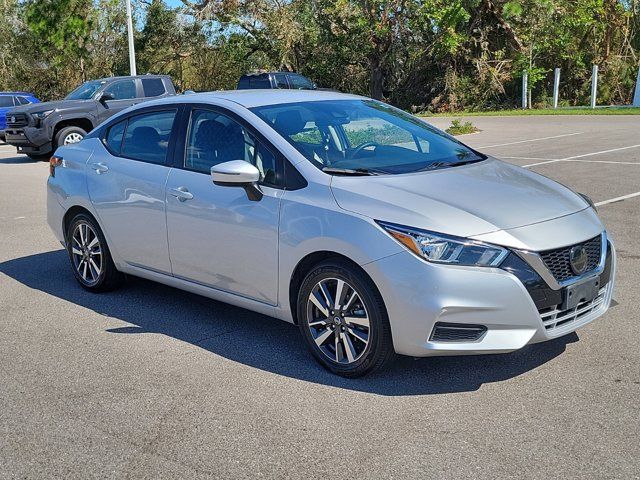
65,80 -> 104,100
250,99 -> 485,175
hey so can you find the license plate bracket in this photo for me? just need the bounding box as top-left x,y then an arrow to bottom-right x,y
561,276 -> 601,310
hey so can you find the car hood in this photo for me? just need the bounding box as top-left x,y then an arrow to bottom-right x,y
10,99 -> 90,114
330,158 -> 590,238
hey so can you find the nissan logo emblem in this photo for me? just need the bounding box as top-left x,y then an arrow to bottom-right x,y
9,116 -> 15,123
569,245 -> 588,275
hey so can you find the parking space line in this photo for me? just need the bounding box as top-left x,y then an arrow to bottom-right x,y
478,132 -> 584,149
522,143 -> 640,167
595,192 -> 640,207
568,159 -> 640,165
500,156 -> 562,161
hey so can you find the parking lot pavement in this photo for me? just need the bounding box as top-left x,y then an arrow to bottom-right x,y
1,115 -> 639,479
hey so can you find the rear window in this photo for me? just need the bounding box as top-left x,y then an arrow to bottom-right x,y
16,96 -> 30,105
249,76 -> 271,88
142,78 -> 166,97
0,96 -> 14,107
121,110 -> 177,164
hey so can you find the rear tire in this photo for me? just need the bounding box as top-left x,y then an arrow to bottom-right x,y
55,126 -> 86,149
297,259 -> 396,377
66,213 -> 123,292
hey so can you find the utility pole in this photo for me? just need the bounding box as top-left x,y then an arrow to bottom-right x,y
126,0 -> 137,76
521,71 -> 528,109
590,65 -> 598,109
553,68 -> 560,109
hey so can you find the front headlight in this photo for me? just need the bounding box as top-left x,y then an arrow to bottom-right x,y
377,221 -> 509,267
31,109 -> 54,120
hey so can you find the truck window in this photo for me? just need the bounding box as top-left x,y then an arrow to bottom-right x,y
142,78 -> 166,97
104,80 -> 137,100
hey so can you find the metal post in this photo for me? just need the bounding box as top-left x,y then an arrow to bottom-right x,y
590,65 -> 598,109
126,0 -> 137,76
633,65 -> 640,107
522,70 -> 528,109
553,68 -> 560,109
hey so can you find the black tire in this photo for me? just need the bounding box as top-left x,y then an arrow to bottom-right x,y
297,259 -> 396,377
66,213 -> 123,292
55,126 -> 87,149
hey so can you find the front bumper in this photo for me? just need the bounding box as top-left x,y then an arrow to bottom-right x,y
363,239 -> 616,357
4,126 -> 52,155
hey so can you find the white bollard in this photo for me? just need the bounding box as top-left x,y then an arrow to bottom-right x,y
590,65 -> 598,109
553,68 -> 560,109
633,66 -> 640,107
522,71 -> 528,109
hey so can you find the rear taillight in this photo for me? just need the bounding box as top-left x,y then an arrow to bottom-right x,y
49,155 -> 63,177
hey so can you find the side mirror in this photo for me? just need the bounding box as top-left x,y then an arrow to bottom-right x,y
98,92 -> 114,104
211,160 -> 263,201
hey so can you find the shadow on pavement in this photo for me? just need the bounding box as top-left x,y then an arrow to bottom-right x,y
0,249 -> 579,396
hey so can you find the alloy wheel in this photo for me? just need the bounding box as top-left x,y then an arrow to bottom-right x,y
71,222 -> 103,285
306,278 -> 370,364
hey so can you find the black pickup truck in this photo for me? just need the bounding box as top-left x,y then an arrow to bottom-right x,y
4,75 -> 175,159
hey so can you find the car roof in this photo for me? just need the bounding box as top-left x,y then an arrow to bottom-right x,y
144,89 -> 365,109
0,92 -> 35,96
93,75 -> 170,82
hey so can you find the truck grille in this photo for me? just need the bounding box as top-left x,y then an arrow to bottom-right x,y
539,235 -> 602,282
6,112 -> 29,128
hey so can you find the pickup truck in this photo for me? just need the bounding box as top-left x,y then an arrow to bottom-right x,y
4,75 -> 175,159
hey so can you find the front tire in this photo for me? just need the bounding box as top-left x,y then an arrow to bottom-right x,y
55,126 -> 87,149
66,213 -> 123,292
297,259 -> 396,377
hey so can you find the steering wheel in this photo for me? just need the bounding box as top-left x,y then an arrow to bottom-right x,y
349,141 -> 379,159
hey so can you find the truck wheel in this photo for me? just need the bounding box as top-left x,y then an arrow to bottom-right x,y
55,126 -> 87,149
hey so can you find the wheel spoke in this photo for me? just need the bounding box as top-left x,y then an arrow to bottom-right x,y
344,315 -> 370,328
347,326 -> 368,344
342,332 -> 357,362
334,329 -> 342,362
89,258 -> 101,277
88,236 -> 99,249
334,279 -> 346,310
72,247 -> 82,256
309,291 -> 329,317
79,224 -> 86,244
319,282 -> 334,312
308,319 -> 328,328
342,290 -> 358,312
314,327 -> 334,347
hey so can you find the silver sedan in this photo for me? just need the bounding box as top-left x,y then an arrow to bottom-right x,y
46,90 -> 616,377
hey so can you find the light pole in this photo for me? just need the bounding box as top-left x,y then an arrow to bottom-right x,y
125,0 -> 137,75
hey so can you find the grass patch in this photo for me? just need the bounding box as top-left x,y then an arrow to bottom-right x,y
422,107 -> 640,117
445,119 -> 479,135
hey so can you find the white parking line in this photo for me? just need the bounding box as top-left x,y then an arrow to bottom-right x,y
568,159 -> 640,165
595,192 -> 640,207
522,143 -> 640,167
499,156 -> 562,161
478,132 -> 584,149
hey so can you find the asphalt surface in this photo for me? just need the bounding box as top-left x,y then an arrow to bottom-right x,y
1,115 -> 639,479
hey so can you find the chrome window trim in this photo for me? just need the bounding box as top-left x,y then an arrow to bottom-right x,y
514,231 -> 607,291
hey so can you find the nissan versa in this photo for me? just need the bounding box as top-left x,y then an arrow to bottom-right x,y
46,90 -> 616,377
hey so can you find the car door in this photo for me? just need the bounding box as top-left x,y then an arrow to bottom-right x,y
96,78 -> 141,124
165,106 -> 283,305
87,107 -> 181,274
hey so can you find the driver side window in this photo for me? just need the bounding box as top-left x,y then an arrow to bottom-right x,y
103,80 -> 137,100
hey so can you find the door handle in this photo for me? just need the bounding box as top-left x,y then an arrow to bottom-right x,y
168,186 -> 194,202
90,162 -> 109,174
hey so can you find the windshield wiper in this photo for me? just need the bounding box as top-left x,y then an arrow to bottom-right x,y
420,158 -> 484,171
321,167 -> 383,176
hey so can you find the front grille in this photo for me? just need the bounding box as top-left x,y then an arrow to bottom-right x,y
6,113 -> 28,128
538,286 -> 608,331
539,235 -> 602,282
430,323 -> 487,342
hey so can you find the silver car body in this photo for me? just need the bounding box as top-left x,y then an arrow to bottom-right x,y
47,90 -> 616,357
